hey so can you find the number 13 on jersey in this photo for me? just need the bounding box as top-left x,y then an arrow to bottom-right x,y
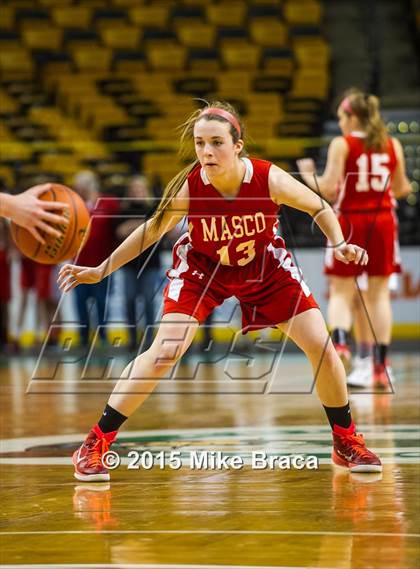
216,239 -> 256,266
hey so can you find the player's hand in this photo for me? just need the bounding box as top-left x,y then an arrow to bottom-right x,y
334,243 -> 368,265
57,264 -> 102,292
297,158 -> 316,177
6,184 -> 69,243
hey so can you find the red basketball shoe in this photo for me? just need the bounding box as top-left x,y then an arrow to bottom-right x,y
332,424 -> 382,473
73,425 -> 117,482
334,342 -> 352,373
373,361 -> 393,390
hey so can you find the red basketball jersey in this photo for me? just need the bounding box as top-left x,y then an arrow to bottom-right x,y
336,132 -> 397,212
187,157 -> 279,267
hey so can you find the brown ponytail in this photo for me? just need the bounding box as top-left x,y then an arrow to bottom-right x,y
339,88 -> 388,151
149,101 -> 245,231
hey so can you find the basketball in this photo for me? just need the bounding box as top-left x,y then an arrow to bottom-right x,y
10,183 -> 90,265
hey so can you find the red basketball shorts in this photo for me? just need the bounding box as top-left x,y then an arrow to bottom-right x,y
20,258 -> 53,300
163,234 -> 318,332
325,210 -> 401,277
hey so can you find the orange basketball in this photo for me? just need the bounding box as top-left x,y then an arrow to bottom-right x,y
11,184 -> 90,265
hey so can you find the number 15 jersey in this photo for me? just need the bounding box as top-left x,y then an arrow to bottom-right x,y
337,132 -> 397,213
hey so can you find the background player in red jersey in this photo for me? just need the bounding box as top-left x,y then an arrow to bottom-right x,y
298,89 -> 411,388
59,101 -> 382,481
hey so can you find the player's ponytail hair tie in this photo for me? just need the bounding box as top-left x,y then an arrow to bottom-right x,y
340,96 -> 353,115
199,107 -> 242,137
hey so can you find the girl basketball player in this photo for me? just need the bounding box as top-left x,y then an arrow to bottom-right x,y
59,101 -> 382,481
298,90 -> 411,389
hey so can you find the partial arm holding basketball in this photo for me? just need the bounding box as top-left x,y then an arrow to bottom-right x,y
297,137 -> 347,202
58,182 -> 189,292
0,184 -> 69,243
269,165 -> 368,266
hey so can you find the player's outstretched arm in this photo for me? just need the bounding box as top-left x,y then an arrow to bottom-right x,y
58,181 -> 189,292
268,164 -> 368,266
297,137 -> 347,202
0,183 -> 69,243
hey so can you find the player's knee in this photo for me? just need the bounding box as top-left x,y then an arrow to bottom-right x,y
306,339 -> 337,366
145,342 -> 185,366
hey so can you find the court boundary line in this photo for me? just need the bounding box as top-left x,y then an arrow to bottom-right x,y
0,564 -> 339,569
1,456 -> 419,465
1,424 -> 418,453
1,529 -> 419,538
0,564 -> 337,569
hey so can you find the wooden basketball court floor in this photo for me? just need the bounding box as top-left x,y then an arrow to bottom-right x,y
0,349 -> 419,569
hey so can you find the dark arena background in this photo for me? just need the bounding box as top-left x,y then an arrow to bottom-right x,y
0,1 -> 419,568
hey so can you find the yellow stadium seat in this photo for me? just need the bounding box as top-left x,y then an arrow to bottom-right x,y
39,0 -> 73,5
263,54 -> 294,77
206,3 -> 246,26
130,6 -> 169,27
19,164 -> 50,178
75,0 -> 107,6
291,71 -> 329,100
0,123 -> 15,142
0,6 -> 15,29
96,162 -> 131,175
265,138 -> 305,159
0,141 -> 32,161
29,107 -> 61,124
133,73 -> 173,97
221,43 -> 261,69
22,28 -> 62,50
87,107 -> 133,132
246,93 -> 283,120
115,60 -> 146,74
73,47 -> 112,71
95,18 -> 128,32
284,0 -> 323,25
143,153 -> 183,185
0,166 -> 15,188
155,96 -> 197,117
249,0 -> 283,4
69,140 -> 110,160
0,48 -> 34,79
40,153 -> 81,174
0,90 -> 19,114
189,58 -> 221,72
146,117 -> 184,139
217,71 -> 251,95
42,61 -> 73,79
52,7 -> 92,28
293,37 -> 330,67
181,0 -> 211,5
250,20 -> 288,48
0,38 -> 21,52
244,118 -> 279,141
113,0 -> 146,5
148,44 -> 187,70
100,26 -> 141,49
176,23 -> 216,48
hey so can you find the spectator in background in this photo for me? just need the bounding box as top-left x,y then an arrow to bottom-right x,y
116,175 -> 162,351
16,256 -> 60,348
73,170 -> 119,348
